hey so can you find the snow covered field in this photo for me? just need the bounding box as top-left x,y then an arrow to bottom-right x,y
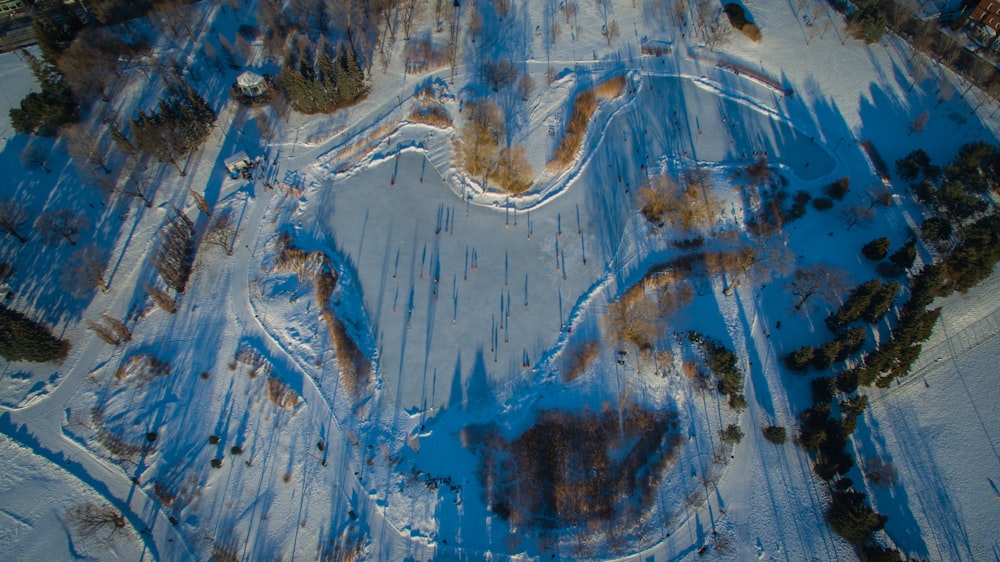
1,0 -> 999,560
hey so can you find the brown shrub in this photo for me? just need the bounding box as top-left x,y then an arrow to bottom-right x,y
267,377 -> 299,408
408,101 -> 452,128
740,23 -> 762,42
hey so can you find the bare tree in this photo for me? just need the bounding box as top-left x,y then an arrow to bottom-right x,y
607,293 -> 660,350
0,198 -> 29,243
602,20 -> 621,45
64,123 -> 113,174
481,58 -> 519,92
63,243 -> 110,297
908,110 -> 929,134
786,264 -> 850,311
35,209 -> 88,245
710,234 -> 792,295
65,501 -> 129,545
639,173 -> 720,231
204,210 -> 238,255
19,145 -> 52,173
705,18 -> 733,50
400,0 -> 420,39
866,184 -> 894,209
841,204 -> 875,231
92,163 -> 155,208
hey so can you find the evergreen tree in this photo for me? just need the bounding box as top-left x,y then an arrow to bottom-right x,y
920,217 -> 952,242
0,304 -> 70,362
888,239 -> 917,270
812,341 -> 842,370
861,237 -> 890,261
785,346 -> 814,371
279,42 -> 367,114
862,281 -> 899,323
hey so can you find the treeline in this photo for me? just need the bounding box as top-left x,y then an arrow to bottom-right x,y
784,142 -> 999,558
830,0 -> 1000,98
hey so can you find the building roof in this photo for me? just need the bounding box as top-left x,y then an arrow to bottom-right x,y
971,0 -> 1000,33
236,71 -> 265,89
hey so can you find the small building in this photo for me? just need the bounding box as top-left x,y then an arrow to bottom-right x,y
224,151 -> 252,176
236,71 -> 268,98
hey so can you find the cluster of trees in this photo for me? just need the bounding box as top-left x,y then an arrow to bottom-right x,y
455,99 -> 533,194
797,358 -> 897,556
897,143 -> 1000,293
279,37 -> 366,114
785,327 -> 867,372
899,144 -> 996,222
465,407 -> 678,530
127,87 -> 217,175
9,50 -> 78,136
638,170 -> 720,231
722,3 -> 762,42
689,332 -> 746,410
825,279 -> 899,332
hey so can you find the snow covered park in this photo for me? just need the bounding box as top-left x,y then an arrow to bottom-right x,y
1,0 -> 999,560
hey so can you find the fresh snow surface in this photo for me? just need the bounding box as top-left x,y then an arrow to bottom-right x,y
1,0 -> 999,560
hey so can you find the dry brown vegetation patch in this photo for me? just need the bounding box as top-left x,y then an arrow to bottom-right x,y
113,354 -> 170,382
455,100 -> 533,194
549,75 -> 626,171
267,377 -> 300,408
606,267 -> 695,350
464,406 -> 681,529
408,99 -> 452,128
274,233 -> 372,399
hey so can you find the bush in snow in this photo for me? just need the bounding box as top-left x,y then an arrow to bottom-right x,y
762,426 -> 786,444
861,237 -> 890,261
719,423 -> 744,444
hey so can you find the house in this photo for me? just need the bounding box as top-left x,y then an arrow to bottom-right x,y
0,0 -> 24,17
224,151 -> 252,177
968,0 -> 1000,50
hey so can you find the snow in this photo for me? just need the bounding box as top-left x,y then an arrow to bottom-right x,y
1,0 -> 999,560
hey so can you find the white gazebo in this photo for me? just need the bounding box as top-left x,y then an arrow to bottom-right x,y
236,71 -> 267,98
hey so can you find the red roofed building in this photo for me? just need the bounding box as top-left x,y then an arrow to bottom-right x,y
969,0 -> 1000,50
971,0 -> 1000,33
